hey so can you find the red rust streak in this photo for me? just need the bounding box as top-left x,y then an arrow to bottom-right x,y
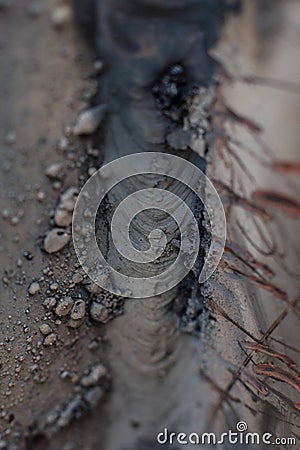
251,190 -> 300,219
272,161 -> 300,175
254,363 -> 300,395
244,341 -> 298,373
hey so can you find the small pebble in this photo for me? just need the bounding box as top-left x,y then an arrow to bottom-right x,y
60,370 -> 70,380
4,130 -> 16,145
17,258 -> 23,267
51,5 -> 73,28
44,228 -> 70,253
46,411 -> 58,425
57,136 -> 69,151
39,323 -> 52,335
54,187 -> 78,227
36,190 -> 46,202
1,208 -> 9,218
0,439 -> 7,450
28,281 -> 41,295
73,104 -> 107,136
89,302 -> 110,323
86,147 -> 99,157
57,395 -> 83,428
80,363 -> 107,388
23,250 -> 33,260
54,209 -> 71,228
84,386 -> 104,408
11,216 -> 20,225
45,162 -> 64,180
71,272 -> 83,284
49,282 -> 59,291
70,299 -> 85,320
53,180 -> 62,190
84,282 -> 102,295
93,60 -> 104,74
43,333 -> 57,346
88,167 -> 97,176
55,296 -> 74,317
43,297 -> 57,309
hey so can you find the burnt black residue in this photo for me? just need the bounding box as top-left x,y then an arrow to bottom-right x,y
99,0 -> 239,90
152,64 -> 189,125
26,433 -> 49,450
74,0 -> 240,156
74,1 -> 240,325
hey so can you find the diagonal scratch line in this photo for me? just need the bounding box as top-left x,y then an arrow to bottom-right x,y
207,295 -> 300,427
206,298 -> 260,342
241,75 -> 300,95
